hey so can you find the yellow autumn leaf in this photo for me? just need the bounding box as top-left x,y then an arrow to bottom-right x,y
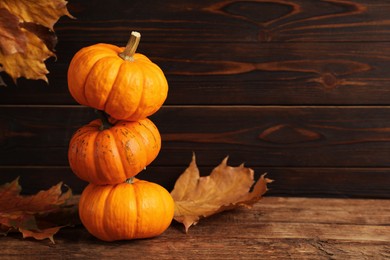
0,29 -> 53,82
0,0 -> 73,30
0,8 -> 26,55
171,154 -> 272,233
0,0 -> 72,84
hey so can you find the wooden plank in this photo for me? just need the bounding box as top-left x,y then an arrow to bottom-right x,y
254,167 -> 390,199
2,42 -> 390,105
60,0 -> 390,43
0,106 -> 389,198
3,231 -> 388,260
238,197 -> 390,225
1,197 -> 389,259
3,106 -> 390,168
0,166 -> 389,198
154,106 -> 390,168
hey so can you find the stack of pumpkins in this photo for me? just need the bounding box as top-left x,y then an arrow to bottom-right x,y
66,31 -> 174,242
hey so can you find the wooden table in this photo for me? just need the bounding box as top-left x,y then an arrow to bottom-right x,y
3,197 -> 389,259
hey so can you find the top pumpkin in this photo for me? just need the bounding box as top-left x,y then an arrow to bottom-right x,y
67,32 -> 168,121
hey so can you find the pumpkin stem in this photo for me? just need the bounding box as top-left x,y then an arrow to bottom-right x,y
119,31 -> 141,62
126,177 -> 135,184
95,109 -> 112,130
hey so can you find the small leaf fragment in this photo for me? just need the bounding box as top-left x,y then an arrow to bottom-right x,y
20,226 -> 63,244
171,154 -> 272,232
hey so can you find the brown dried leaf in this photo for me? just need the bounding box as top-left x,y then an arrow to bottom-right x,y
20,226 -> 63,244
0,178 -> 75,243
0,0 -> 72,83
171,154 -> 272,232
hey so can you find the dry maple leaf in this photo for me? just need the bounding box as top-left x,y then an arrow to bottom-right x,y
0,8 -> 26,55
171,154 -> 272,233
0,178 -> 76,243
0,0 -> 73,31
0,29 -> 53,82
0,0 -> 73,84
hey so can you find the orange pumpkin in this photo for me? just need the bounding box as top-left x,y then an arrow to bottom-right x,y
68,116 -> 161,185
67,31 -> 168,121
79,179 -> 175,241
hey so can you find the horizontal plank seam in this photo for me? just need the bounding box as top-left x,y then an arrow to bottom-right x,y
57,38 -> 390,44
4,105 -> 390,108
202,221 -> 390,227
3,165 -> 390,170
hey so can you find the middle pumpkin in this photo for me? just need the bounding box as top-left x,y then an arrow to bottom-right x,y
68,116 -> 161,185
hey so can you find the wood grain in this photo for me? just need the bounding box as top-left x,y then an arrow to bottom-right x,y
2,197 -> 389,259
61,0 -> 390,43
2,42 -> 390,105
1,0 -> 390,104
1,106 -> 390,197
1,0 -> 390,199
1,165 -> 389,198
3,106 -> 390,167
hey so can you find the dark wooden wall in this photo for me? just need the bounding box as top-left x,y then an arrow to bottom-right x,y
1,0 -> 390,197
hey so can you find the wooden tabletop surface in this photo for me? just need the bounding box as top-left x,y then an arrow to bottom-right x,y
2,197 -> 389,259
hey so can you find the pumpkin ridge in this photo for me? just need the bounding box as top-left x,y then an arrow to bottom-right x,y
123,122 -> 144,177
157,183 -> 174,231
94,129 -> 124,184
104,62 -> 141,119
134,61 -> 168,119
111,123 -> 138,181
84,44 -> 117,53
152,183 -> 166,231
69,48 -> 112,105
136,119 -> 160,165
102,61 -> 123,114
79,184 -> 107,240
106,128 -> 128,183
76,129 -> 99,183
125,122 -> 149,173
86,185 -> 100,238
80,54 -> 102,107
146,61 -> 169,108
92,130 -> 107,184
101,185 -> 117,241
84,56 -> 121,110
132,181 -> 142,239
129,60 -> 146,120
94,43 -> 122,54
133,53 -> 151,63
68,125 -> 90,174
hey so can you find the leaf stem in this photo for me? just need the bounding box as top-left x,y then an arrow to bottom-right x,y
119,31 -> 141,62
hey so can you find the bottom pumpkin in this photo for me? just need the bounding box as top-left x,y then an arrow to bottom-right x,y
79,178 -> 174,241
